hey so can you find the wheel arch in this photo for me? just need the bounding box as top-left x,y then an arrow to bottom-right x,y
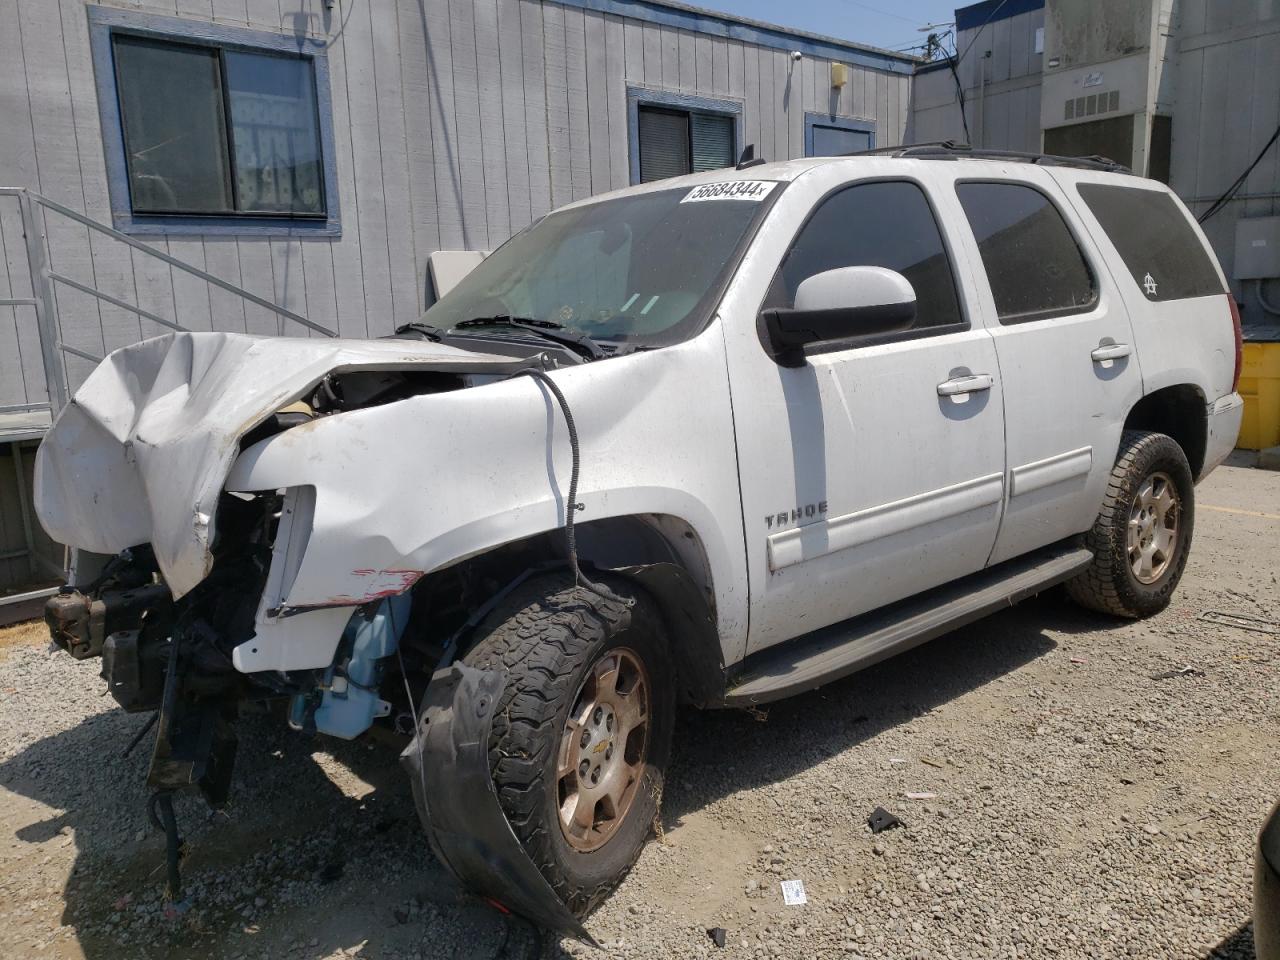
412,513 -> 726,706
579,514 -> 726,706
1122,384 -> 1207,479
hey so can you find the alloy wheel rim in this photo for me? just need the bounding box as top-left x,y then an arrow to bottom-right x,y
556,647 -> 651,852
1128,470 -> 1180,584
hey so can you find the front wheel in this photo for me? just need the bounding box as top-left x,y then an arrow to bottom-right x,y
1066,430 -> 1195,618
461,574 -> 675,917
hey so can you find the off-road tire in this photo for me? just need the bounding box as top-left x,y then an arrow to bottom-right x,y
461,573 -> 674,918
1066,430 -> 1195,618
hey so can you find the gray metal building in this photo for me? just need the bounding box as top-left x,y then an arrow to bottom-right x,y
907,0 -> 1280,333
909,0 -> 1046,154
0,0 -> 916,599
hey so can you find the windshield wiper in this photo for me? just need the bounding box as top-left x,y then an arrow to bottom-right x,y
393,321 -> 445,342
453,316 -> 605,360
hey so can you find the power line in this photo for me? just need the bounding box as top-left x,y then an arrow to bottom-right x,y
830,0 -> 927,27
956,0 -> 1011,65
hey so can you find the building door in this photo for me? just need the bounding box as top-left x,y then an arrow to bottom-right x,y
950,173 -> 1144,565
805,116 -> 875,156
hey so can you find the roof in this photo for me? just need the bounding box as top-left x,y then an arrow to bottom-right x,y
955,0 -> 1044,33
559,148 -> 1139,211
550,0 -> 921,75
915,57 -> 956,76
557,157 -> 834,210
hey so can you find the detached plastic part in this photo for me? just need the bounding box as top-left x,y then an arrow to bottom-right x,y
867,806 -> 902,834
401,662 -> 598,945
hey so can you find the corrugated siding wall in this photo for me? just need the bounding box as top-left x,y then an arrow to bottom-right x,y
0,0 -> 911,401
1171,0 -> 1280,324
906,8 -> 1044,152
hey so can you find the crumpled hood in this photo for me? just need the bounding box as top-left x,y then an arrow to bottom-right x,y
34,331 -> 517,598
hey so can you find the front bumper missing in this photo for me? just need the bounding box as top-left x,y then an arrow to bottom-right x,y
400,663 -> 598,946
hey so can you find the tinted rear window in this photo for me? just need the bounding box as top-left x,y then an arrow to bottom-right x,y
1076,184 -> 1225,301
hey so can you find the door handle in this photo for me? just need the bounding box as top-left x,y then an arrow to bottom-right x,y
936,373 -> 994,397
1091,343 -> 1131,362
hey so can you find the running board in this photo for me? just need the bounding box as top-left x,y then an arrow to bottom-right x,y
723,542 -> 1094,706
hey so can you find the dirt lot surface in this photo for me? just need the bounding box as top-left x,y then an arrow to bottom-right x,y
0,455 -> 1276,960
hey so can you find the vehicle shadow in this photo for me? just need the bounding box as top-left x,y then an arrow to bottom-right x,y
0,590 -> 1101,959
0,693 -> 518,959
658,590 -> 1095,828
1206,921 -> 1256,959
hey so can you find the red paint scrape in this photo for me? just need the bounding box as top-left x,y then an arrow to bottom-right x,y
328,568 -> 424,604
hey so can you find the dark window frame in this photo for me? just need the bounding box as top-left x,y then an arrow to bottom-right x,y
636,105 -> 738,183
955,178 -> 1100,326
756,176 -> 971,363
112,34 -> 328,219
626,87 -> 742,185
88,5 -> 341,237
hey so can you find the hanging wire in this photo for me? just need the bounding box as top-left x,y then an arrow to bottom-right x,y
513,368 -> 613,598
944,0 -> 1015,144
1198,122 -> 1280,224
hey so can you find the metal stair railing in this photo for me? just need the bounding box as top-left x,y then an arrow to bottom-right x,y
0,187 -> 339,603
0,186 -> 337,416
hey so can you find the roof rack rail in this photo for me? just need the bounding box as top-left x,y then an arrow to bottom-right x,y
843,140 -> 1132,174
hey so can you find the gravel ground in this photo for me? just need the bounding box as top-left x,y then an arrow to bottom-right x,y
0,454 -> 1276,960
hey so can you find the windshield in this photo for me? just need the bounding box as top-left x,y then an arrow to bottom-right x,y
421,182 -> 781,347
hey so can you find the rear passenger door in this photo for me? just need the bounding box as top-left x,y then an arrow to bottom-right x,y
950,172 -> 1145,564
1065,180 -> 1236,406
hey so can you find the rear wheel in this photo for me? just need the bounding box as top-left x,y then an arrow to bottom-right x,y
461,574 -> 674,917
1066,430 -> 1195,618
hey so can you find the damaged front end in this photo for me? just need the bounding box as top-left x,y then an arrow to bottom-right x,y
53,481 -> 422,788
34,332 -> 605,938
43,489 -> 278,900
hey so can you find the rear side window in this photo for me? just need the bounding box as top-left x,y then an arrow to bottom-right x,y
767,180 -> 963,333
1076,183 -> 1225,301
956,182 -> 1097,324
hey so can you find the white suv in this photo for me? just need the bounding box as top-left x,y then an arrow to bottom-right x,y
35,146 -> 1244,937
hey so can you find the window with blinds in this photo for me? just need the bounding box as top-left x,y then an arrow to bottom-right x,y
637,106 -> 734,183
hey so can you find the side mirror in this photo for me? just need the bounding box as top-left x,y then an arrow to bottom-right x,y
762,266 -> 917,367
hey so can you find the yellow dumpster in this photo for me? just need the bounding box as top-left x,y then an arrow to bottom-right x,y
1238,341 -> 1280,450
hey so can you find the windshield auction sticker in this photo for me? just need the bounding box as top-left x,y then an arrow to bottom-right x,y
680,180 -> 778,203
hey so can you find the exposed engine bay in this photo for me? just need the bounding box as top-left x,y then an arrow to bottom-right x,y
47,507 -> 592,930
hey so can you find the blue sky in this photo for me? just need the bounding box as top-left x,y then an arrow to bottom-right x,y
692,0 -> 964,55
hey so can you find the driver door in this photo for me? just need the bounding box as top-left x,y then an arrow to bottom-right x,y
719,168 -> 1008,655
